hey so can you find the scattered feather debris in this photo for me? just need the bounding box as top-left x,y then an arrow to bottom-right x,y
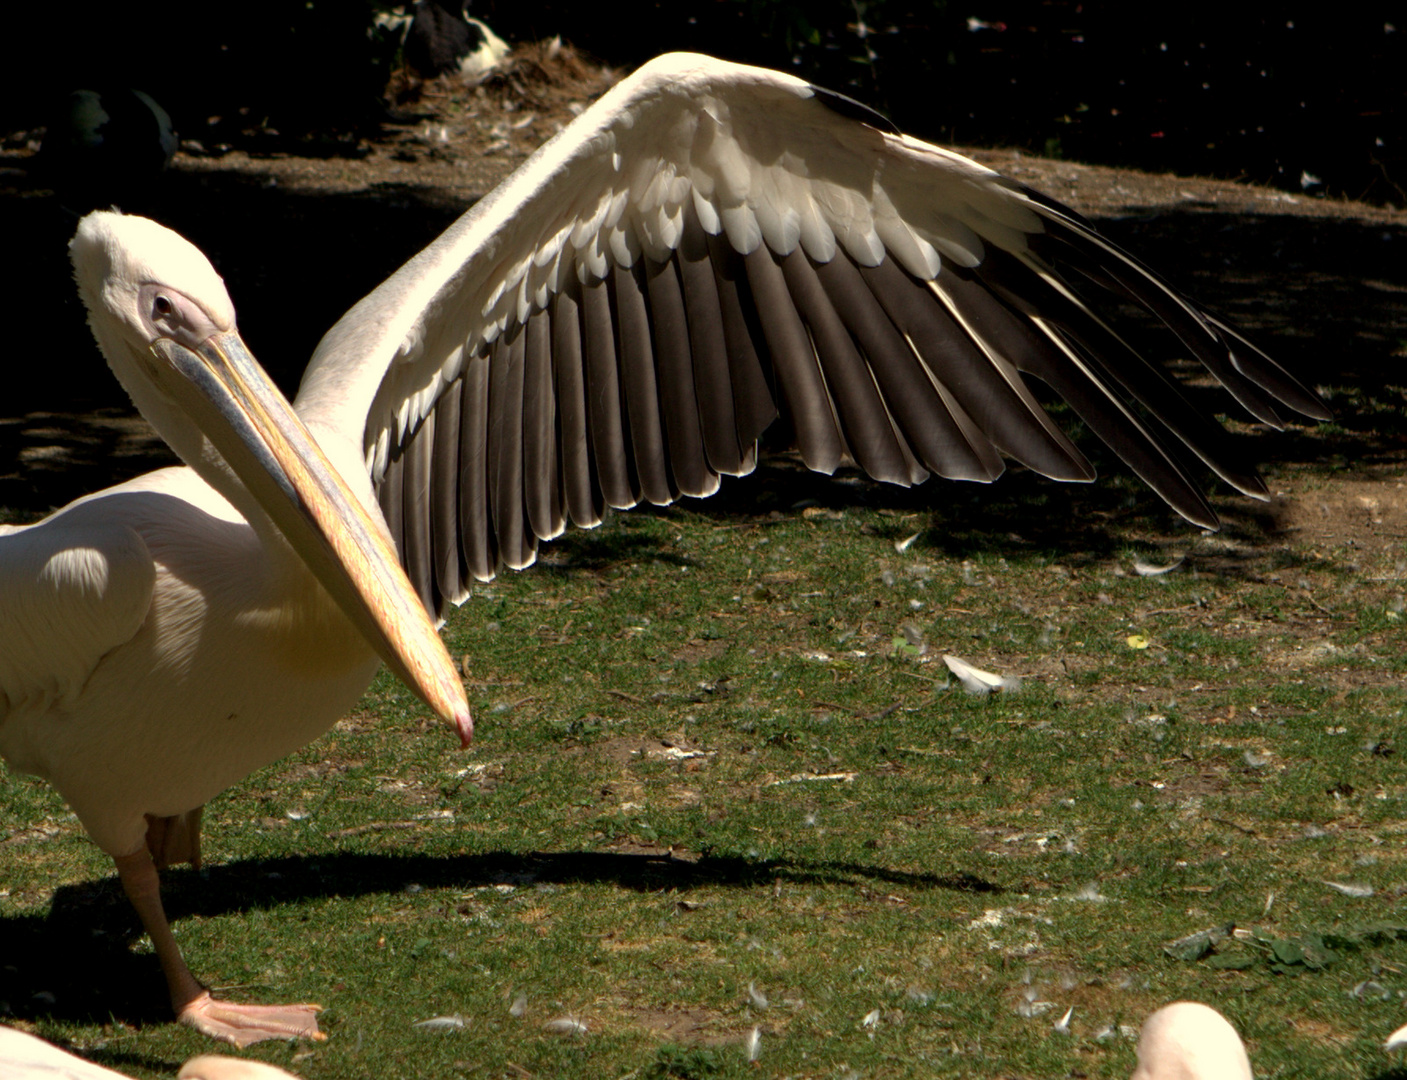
969,909 -> 1005,930
1016,987 -> 1055,1018
413,1014 -> 466,1031
1133,556 -> 1185,576
509,992 -> 527,1018
543,1016 -> 588,1037
942,654 -> 1017,695
745,1025 -> 762,1062
769,771 -> 858,785
1054,1006 -> 1074,1035
746,982 -> 769,1010
649,745 -> 713,762
894,531 -> 921,553
1352,979 -> 1391,1000
1324,881 -> 1375,898
894,619 -> 927,658
861,1008 -> 881,1029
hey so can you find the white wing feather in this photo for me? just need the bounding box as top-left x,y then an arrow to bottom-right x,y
294,53 -> 1038,469
289,52 -> 1324,617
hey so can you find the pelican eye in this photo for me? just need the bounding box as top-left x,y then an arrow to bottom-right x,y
153,294 -> 174,317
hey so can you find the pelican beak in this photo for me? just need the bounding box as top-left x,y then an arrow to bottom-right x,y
150,330 -> 473,746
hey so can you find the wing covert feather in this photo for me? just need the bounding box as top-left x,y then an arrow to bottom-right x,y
0,522 -> 154,719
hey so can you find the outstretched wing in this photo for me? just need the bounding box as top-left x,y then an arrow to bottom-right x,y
293,52 -> 1327,618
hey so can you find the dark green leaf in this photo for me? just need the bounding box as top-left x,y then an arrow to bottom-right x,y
1271,938 -> 1305,965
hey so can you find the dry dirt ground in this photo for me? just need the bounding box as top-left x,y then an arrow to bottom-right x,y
2,41 -> 1405,563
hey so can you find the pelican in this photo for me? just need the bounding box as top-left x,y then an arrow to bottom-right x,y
1,53 -> 1326,1048
1131,1002 -> 1254,1079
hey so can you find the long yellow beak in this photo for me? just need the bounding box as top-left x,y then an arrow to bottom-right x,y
151,330 -> 473,745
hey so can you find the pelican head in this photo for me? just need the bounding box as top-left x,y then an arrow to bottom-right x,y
70,211 -> 472,744
72,212 -> 237,459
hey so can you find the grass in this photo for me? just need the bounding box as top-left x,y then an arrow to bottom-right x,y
4,457 -> 1407,1079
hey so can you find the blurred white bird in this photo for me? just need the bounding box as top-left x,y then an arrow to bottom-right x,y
0,1025 -> 302,1080
1131,1002 -> 1253,1080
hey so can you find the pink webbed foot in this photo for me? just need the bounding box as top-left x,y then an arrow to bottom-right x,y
178,991 -> 325,1048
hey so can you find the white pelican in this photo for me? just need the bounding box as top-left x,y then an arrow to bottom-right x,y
1,53 -> 1325,1048
1131,1002 -> 1254,1079
0,1025 -> 303,1079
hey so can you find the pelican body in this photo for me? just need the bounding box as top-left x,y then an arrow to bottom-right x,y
1,213 -> 468,1045
0,53 -> 1325,1047
0,464 -> 376,854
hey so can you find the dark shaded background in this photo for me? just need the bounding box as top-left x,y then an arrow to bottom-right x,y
1,1 -> 1402,204
0,1 -> 1404,510
485,0 -> 1407,207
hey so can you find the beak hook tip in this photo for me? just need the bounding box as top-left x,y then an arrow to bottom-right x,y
456,709 -> 474,749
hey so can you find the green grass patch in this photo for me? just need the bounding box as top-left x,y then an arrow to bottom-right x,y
4,464 -> 1407,1078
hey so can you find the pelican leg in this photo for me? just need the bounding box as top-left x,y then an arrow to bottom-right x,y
144,806 -> 204,869
113,846 -> 325,1047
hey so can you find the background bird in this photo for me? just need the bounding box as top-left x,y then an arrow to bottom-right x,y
1131,1002 -> 1254,1080
1,53 -> 1325,1047
404,1 -> 510,81
37,88 -> 178,213
0,1024 -> 302,1079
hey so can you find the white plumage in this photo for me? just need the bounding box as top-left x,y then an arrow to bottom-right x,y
2,53 -> 1325,1048
298,54 -> 1325,614
1131,1002 -> 1254,1080
0,1026 -> 302,1080
1386,1019 -> 1407,1051
2,213 -> 468,1046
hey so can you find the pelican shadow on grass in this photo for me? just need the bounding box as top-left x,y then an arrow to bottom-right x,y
0,53 -> 1326,1046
